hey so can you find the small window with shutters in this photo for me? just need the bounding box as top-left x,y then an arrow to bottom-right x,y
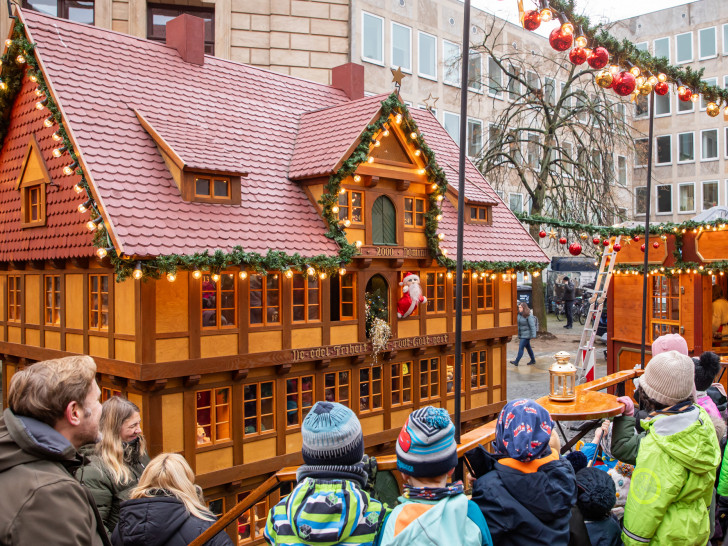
371,195 -> 397,245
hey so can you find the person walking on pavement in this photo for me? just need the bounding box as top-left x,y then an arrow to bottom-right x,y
563,276 -> 575,329
510,302 -> 537,366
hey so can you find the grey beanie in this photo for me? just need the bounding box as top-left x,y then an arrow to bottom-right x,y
641,350 -> 695,406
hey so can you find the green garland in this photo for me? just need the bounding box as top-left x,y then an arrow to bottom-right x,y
548,0 -> 728,105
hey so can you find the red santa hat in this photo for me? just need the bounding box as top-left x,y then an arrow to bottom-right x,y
400,272 -> 419,286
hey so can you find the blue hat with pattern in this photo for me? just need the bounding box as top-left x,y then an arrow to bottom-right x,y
396,406 -> 458,477
301,401 -> 364,466
495,399 -> 554,462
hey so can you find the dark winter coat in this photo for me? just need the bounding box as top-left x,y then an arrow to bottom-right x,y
471,450 -> 580,546
0,407 -> 110,546
76,441 -> 150,535
517,312 -> 537,339
112,494 -> 233,546
585,516 -> 623,546
563,281 -> 576,301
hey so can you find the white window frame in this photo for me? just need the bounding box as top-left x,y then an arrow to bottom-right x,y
675,31 -> 693,64
698,27 -> 717,60
417,31 -> 437,81
361,12 -> 384,66
655,135 -> 672,166
487,56 -> 503,99
724,23 -> 728,55
677,93 -> 694,114
391,21 -> 412,73
654,92 -> 671,117
468,50 -> 482,93
635,186 -> 647,216
634,41 -> 648,51
725,127 -> 728,158
616,155 -> 627,186
701,128 -> 719,161
700,77 -> 718,111
678,182 -> 696,214
655,184 -> 673,215
677,131 -> 695,164
654,37 -> 670,62
507,65 -> 521,102
634,94 -> 649,120
702,180 -> 720,211
635,137 -> 648,168
508,192 -> 523,214
466,117 -> 483,158
443,40 -> 461,86
443,111 -> 460,145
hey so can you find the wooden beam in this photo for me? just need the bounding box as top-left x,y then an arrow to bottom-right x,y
232,369 -> 249,382
29,260 -> 44,270
396,179 -> 410,191
49,259 -> 65,270
8,261 -> 25,270
183,374 -> 201,388
70,257 -> 89,269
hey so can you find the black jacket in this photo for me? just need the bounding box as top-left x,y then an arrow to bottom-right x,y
585,517 -> 623,546
563,281 -> 576,301
112,495 -> 233,546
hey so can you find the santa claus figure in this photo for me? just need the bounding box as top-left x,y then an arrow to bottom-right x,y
397,272 -> 427,319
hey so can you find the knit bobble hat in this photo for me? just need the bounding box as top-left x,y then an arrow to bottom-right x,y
641,350 -> 695,406
565,451 -> 588,474
576,467 -> 617,521
651,333 -> 688,357
301,401 -> 364,466
396,406 -> 457,478
693,351 -> 721,391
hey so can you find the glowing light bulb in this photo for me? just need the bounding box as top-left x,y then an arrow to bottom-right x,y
436,214 -> 442,221
446,271 -> 453,279
167,273 -> 176,282
437,232 -> 445,240
5,39 -> 12,47
96,247 -> 108,259
211,273 -> 220,282
367,156 -> 374,163
239,271 -> 247,280
609,65 -> 620,75
319,272 -> 327,280
52,132 -> 62,141
192,270 -> 202,279
285,269 -> 293,278
0,82 -> 5,91
355,240 -> 363,248
52,147 -> 65,157
540,8 -> 552,22
332,205 -> 339,214
629,66 -> 641,77
561,22 -> 574,35
442,248 -> 448,256
133,267 -> 143,280
307,266 -> 315,276
78,203 -> 88,213
44,117 -> 54,128
574,35 -> 587,48
86,219 -> 98,231
647,76 -> 658,86
533,271 -> 540,277
16,55 -> 25,64
64,163 -> 77,176
35,88 -> 44,97
414,149 -> 421,156
353,175 -> 361,183
658,73 -> 667,82
343,219 -> 351,227
410,132 -> 417,139
383,129 -> 390,137
339,267 -> 346,276
395,113 -> 402,124
690,93 -> 699,103
418,168 -> 426,175
73,184 -> 83,194
28,74 -> 37,83
35,101 -> 45,110
436,195 -> 444,202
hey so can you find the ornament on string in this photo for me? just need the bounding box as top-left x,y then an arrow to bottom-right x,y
641,243 -> 646,252
559,236 -> 568,245
539,229 -> 547,238
523,10 -> 541,31
613,243 -> 621,252
602,239 -> 611,247
595,70 -> 614,89
633,235 -> 640,242
592,237 -> 601,245
548,229 -> 558,239
653,241 -> 660,249
677,86 -> 692,102
639,82 -> 653,95
654,82 -> 669,95
707,103 -> 720,117
568,242 -> 582,256
613,72 -> 636,96
580,233 -> 588,241
587,47 -> 609,70
549,28 -> 573,52
569,47 -> 587,65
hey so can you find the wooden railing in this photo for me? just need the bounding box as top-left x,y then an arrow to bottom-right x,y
190,370 -> 638,546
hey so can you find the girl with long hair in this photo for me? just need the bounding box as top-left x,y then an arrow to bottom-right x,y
510,302 -> 537,366
76,396 -> 149,535
112,453 -> 232,545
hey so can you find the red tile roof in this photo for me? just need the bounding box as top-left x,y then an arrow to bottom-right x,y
16,9 -> 547,265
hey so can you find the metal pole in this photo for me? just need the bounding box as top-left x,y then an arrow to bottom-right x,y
639,92 -> 656,369
454,0 -> 470,443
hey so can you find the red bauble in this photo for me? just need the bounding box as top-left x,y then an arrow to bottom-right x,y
678,87 -> 692,102
602,239 -> 611,247
653,241 -> 660,249
633,235 -> 640,242
587,47 -> 609,69
569,47 -> 588,65
523,10 -> 541,31
641,243 -> 646,252
592,237 -> 601,245
654,82 -> 669,96
539,230 -> 547,238
549,28 -> 573,52
613,72 -> 636,96
613,243 -> 621,252
559,237 -> 568,245
568,242 -> 582,256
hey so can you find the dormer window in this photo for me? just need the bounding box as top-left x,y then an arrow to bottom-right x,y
17,135 -> 51,228
468,205 -> 490,224
182,172 -> 241,204
195,177 -> 230,200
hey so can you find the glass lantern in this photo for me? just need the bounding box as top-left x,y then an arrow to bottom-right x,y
548,351 -> 577,402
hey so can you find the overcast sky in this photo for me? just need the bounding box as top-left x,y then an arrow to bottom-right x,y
475,0 -> 697,26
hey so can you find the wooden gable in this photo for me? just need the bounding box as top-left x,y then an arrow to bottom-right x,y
15,135 -> 52,228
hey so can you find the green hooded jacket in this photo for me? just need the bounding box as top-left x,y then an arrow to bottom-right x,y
622,405 -> 720,546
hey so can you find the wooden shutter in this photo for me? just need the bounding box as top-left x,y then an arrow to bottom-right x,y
372,195 -> 396,245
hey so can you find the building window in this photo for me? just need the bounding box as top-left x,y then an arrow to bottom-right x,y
324,371 -> 350,405
418,31 -> 437,80
101,387 -> 121,402
404,197 -> 425,227
655,135 -> 672,165
469,205 -> 488,222
426,272 -> 445,313
470,350 -> 487,390
678,132 -> 695,163
677,93 -> 694,113
526,133 -> 540,167
330,273 -> 355,321
89,274 -> 109,330
371,195 -> 397,245
243,381 -> 274,436
207,498 -> 224,518
703,180 -> 719,211
292,274 -> 320,323
44,275 -> 61,326
476,275 -> 494,310
700,78 -> 718,110
635,186 -> 647,215
675,31 -> 693,63
726,127 -> 728,158
202,273 -> 236,328
362,12 -> 384,64
391,362 -> 412,407
699,27 -> 717,59
419,357 -> 439,401
446,354 -> 464,394
237,493 -> 268,543
634,41 -> 648,51
616,155 -> 627,186
635,94 -> 649,119
544,77 -> 556,105
443,41 -> 460,86
635,138 -> 648,168
508,66 -> 521,101
338,189 -> 363,225
650,275 -> 680,342
22,0 -> 94,23
249,273 -> 280,325
7,276 -> 21,321
508,193 -> 523,213
443,111 -> 460,145
148,4 -> 214,54
656,184 -> 673,214
678,183 -> 695,213
194,177 -> 230,200
654,37 -> 670,61
391,22 -> 412,72
487,57 -> 503,98
654,93 -> 671,117
286,376 -> 313,427
21,183 -> 45,227
467,118 -> 483,158
468,51 -> 482,92
701,129 -> 719,160
359,366 -> 382,413
195,387 -> 231,445
453,271 -> 471,310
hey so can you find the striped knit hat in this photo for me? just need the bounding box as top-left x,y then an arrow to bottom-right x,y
396,406 -> 457,477
301,401 -> 364,466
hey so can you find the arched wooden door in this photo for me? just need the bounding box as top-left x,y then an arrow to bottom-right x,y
371,195 -> 396,245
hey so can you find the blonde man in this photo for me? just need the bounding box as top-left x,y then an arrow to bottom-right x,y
0,355 -> 109,545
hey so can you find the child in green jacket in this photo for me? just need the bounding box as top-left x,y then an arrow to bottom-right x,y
377,406 -> 492,546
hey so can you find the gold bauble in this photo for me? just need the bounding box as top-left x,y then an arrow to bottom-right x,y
580,232 -> 588,240
638,82 -> 653,95
706,102 -> 720,117
595,70 -> 613,88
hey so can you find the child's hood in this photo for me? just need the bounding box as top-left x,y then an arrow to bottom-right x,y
641,404 -> 721,473
386,495 -> 480,545
281,478 -> 384,543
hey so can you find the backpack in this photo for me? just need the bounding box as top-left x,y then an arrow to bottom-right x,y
529,313 -> 539,335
